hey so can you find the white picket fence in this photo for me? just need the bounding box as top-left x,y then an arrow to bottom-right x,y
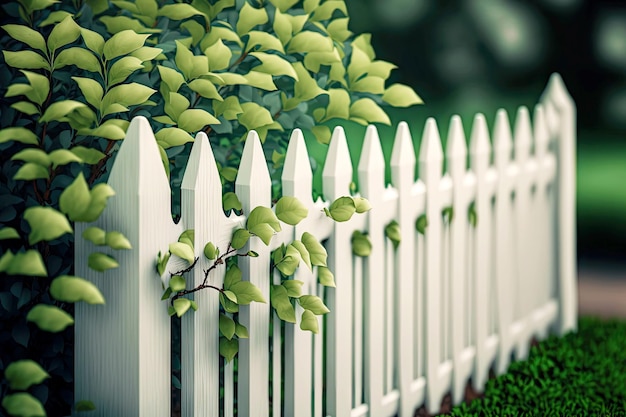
73,73 -> 577,417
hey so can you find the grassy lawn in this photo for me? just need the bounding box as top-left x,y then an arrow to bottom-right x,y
447,317 -> 626,416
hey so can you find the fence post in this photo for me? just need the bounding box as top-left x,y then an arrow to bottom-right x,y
540,73 -> 577,335
323,127 -> 354,417
235,131 -> 272,417
74,116 -> 174,417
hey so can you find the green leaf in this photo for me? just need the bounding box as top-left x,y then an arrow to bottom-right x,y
88,252 -> 119,272
287,31 -> 333,54
289,241 -> 311,270
0,251 -> 47,277
275,196 -> 308,225
219,314 -> 236,339
55,47 -> 100,72
40,10 -> 73,27
81,28 -> 105,56
224,264 -> 242,289
236,2 -> 268,35
243,70 -> 277,91
26,304 -> 74,332
174,40 -> 208,80
50,275 -> 105,304
292,62 -> 327,103
23,206 -> 72,245
156,251 -> 171,277
71,77 -> 103,109
272,8 -> 292,45
245,31 -> 284,53
204,242 -> 218,260
49,149 -> 83,168
351,230 -> 372,257
350,98 -> 391,125
385,220 -> 401,249
40,100 -> 87,123
230,281 -> 266,304
238,101 -> 274,130
161,287 -> 172,300
5,360 -> 49,391
247,206 -> 281,232
82,226 -> 106,245
301,232 -> 327,267
222,290 -> 238,305
282,279 -> 304,298
177,109 -> 220,132
173,298 -> 191,317
353,197 -> 371,213
249,52 -> 298,80
382,83 -> 423,108
270,284 -> 296,323
300,309 -> 318,333
442,207 -> 454,224
164,91 -> 190,121
103,30 -> 150,60
19,70 -> 49,105
2,24 -> 46,52
100,15 -> 160,35
249,223 -> 275,246
327,196 -> 356,222
323,88 -> 350,121
89,120 -> 126,140
101,83 -> 156,114
169,242 -> 195,264
219,337 -> 238,362
298,295 -> 329,315
157,65 -> 186,93
416,214 -> 428,235
105,231 -> 132,250
11,101 -> 39,115
13,163 -> 49,181
59,173 -> 91,221
2,50 -> 49,70
468,203 -> 478,227
327,17 -> 351,42
158,3 -> 206,21
231,228 -> 251,250
179,229 -> 194,248
275,244 -> 301,276
318,266 -> 335,287
169,275 -> 186,292
350,75 -> 385,94
155,127 -> 194,149
0,227 -> 20,240
235,323 -> 249,338
75,183 -> 116,222
223,192 -> 242,211
74,401 -> 96,412
1,393 -> 46,417
213,96 -> 243,120
47,15 -> 81,52
107,56 -> 143,86
204,38 -> 232,72
130,46 -> 162,62
310,0 -> 347,21
187,78 -> 222,100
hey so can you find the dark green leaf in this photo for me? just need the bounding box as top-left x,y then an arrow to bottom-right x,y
416,214 -> 428,235
385,220 -> 401,249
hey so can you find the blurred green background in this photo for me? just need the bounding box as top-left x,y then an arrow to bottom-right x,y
315,0 -> 626,273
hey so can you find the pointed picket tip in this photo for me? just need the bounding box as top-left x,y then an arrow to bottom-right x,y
109,116 -> 170,194
542,73 -> 575,109
282,129 -> 313,201
322,126 -> 353,179
181,131 -> 220,192
236,130 -> 270,187
446,115 -> 467,160
358,125 -> 385,174
514,106 -> 532,156
493,109 -> 513,152
418,118 -> 443,163
533,105 -> 550,157
390,121 -> 416,168
469,113 -> 491,156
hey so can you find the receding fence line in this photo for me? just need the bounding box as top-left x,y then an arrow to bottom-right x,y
74,73 -> 576,417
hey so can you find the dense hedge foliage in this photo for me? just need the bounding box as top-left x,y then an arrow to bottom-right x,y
0,0 -> 421,415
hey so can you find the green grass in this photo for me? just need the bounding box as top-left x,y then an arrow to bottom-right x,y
448,317 -> 626,416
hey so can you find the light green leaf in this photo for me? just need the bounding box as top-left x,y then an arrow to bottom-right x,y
351,76 -> 385,95
287,31 -> 333,54
0,227 -> 20,241
282,279 -> 304,298
311,125 -> 331,144
39,10 -> 73,27
169,275 -> 186,292
158,3 -> 207,21
269,0 -> 299,12
156,251 -> 171,277
23,206 -> 72,245
5,360 -> 49,391
351,230 -> 372,257
107,56 -> 143,86
40,100 -> 87,123
74,401 -> 96,412
301,232 -> 327,267
327,196 -> 356,222
310,0 -> 347,21
105,231 -> 132,250
164,91 -> 190,121
71,77 -> 103,109
235,323 -> 249,338
275,196 -> 308,226
350,98 -> 391,125
82,226 -> 106,245
243,70 -> 277,91
248,223 -> 274,246
382,83 -> 423,108
157,65 -> 186,93
300,309 -> 318,333
204,38 -> 232,71
174,40 -> 209,80
247,206 -> 281,232
11,149 -> 50,167
20,70 -> 49,106
468,203 -> 477,227
318,266 -> 335,287
416,214 -> 428,235
324,88 -> 350,122
55,47 -> 100,72
249,52 -> 298,80
50,275 -> 105,304
155,127 -> 194,149
213,96 -> 243,120
353,197 -> 371,213
88,252 -> 119,272
100,15 -> 161,34
201,26 -> 242,50
238,102 -> 274,131
223,192 -> 242,211
352,33 -> 376,60
231,228 -> 251,250
327,17 -> 351,42
89,120 -> 126,140
187,78 -> 221,100
101,83 -> 156,114
49,149 -> 83,168
81,28 -> 105,56
2,50 -> 49,70
11,101 -> 39,115
70,146 -> 106,164
272,8 -> 292,45
74,183 -> 115,223
1,393 -> 46,417
385,220 -> 401,249
230,281 -> 266,304
298,295 -> 330,315
177,109 -> 220,132
2,24 -> 46,52
219,314 -> 236,339
206,71 -> 248,86
47,15 -> 81,52
236,2 -> 268,35
303,49 -> 341,73
270,284 -> 296,323
292,62 -> 327,103
224,264 -> 242,289
0,251 -> 47,277
169,242 -> 195,264
204,242 -> 218,260
289,240 -> 311,270
245,31 -> 284,53
59,173 -> 91,221
130,46 -> 162,62
103,30 -> 150,60
26,304 -> 74,332
173,298 -> 191,317
219,337 -> 238,362
181,20 -> 205,45
13,163 -> 49,181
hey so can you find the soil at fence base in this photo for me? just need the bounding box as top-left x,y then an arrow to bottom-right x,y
414,338 -> 541,417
